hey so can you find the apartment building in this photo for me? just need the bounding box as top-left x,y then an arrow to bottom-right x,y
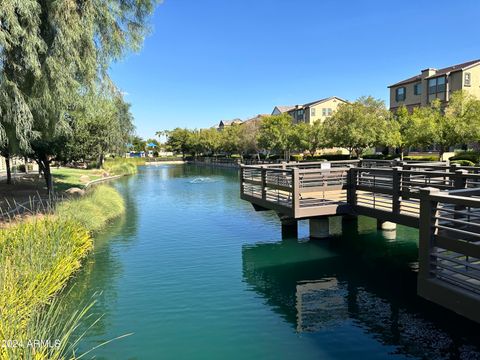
389,59 -> 480,111
217,119 -> 243,131
272,97 -> 347,125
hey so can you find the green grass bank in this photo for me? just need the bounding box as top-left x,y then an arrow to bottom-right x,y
103,157 -> 143,176
51,158 -> 141,191
0,185 -> 125,359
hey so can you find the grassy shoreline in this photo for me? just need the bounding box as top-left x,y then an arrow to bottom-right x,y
52,158 -> 141,191
0,185 -> 125,359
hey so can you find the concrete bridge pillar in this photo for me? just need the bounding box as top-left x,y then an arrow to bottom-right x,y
341,215 -> 359,236
377,220 -> 397,231
280,217 -> 298,239
329,216 -> 343,236
309,218 -> 330,239
383,229 -> 397,241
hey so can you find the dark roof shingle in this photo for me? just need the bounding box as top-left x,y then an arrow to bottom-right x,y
389,59 -> 480,88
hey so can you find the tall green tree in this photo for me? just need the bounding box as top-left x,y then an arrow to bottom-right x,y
221,125 -> 242,157
62,91 -> 134,166
0,1 -> 42,152
198,128 -> 222,156
292,121 -> 328,156
384,106 -> 417,160
444,91 -> 480,148
130,135 -> 147,153
258,114 -> 295,160
163,128 -> 194,159
407,92 -> 480,158
324,96 -> 389,158
0,0 -> 157,193
238,120 -> 261,159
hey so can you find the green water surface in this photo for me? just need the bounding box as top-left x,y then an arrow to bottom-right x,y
67,165 -> 480,359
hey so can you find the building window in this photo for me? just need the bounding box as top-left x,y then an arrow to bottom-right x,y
322,108 -> 333,116
311,108 -> 316,116
465,72 -> 472,87
414,83 -> 422,95
395,87 -> 406,102
428,76 -> 446,95
297,109 -> 304,121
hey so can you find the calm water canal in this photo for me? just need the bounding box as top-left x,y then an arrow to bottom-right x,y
69,164 -> 480,359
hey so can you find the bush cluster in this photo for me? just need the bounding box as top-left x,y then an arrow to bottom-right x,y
103,159 -> 140,175
0,185 -> 125,359
403,155 -> 440,161
449,152 -> 480,164
302,154 -> 354,161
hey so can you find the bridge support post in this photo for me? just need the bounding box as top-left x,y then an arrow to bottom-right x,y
377,220 -> 396,231
329,216 -> 343,236
341,215 -> 358,237
309,218 -> 330,239
382,229 -> 397,240
280,217 -> 298,239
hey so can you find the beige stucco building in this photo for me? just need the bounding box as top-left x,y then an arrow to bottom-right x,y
389,59 -> 480,111
217,119 -> 243,131
272,97 -> 348,125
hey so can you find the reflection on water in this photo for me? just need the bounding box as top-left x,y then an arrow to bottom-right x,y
242,220 -> 480,359
61,165 -> 480,359
63,175 -> 140,339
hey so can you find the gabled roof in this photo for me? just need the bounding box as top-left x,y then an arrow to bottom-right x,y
388,75 -> 422,88
219,119 -> 243,127
273,105 -> 295,114
287,96 -> 348,111
424,59 -> 480,79
388,59 -> 480,88
243,114 -> 268,125
302,96 -> 348,108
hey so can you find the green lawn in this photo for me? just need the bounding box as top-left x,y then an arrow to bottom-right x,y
51,167 -> 103,191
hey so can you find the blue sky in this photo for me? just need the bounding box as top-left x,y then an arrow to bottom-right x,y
110,0 -> 480,139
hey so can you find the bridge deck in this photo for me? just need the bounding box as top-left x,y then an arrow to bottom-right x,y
240,160 -> 480,323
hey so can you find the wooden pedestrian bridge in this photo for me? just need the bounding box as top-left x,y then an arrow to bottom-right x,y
239,159 -> 480,323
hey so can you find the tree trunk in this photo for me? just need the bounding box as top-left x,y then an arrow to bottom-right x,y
5,154 -> 11,185
348,148 -> 354,159
98,153 -> 104,168
24,156 -> 29,174
39,155 -> 53,195
439,146 -> 446,161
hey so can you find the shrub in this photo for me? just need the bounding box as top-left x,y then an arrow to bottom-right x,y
104,157 -> 145,168
403,155 -> 440,161
266,154 -> 280,161
450,159 -> 475,166
290,154 -> 304,162
449,152 -> 480,164
0,217 -> 92,359
0,185 -> 126,358
57,185 -> 125,233
362,154 -> 385,160
86,161 -> 99,169
362,154 -> 398,160
103,161 -> 137,176
304,154 -> 355,161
